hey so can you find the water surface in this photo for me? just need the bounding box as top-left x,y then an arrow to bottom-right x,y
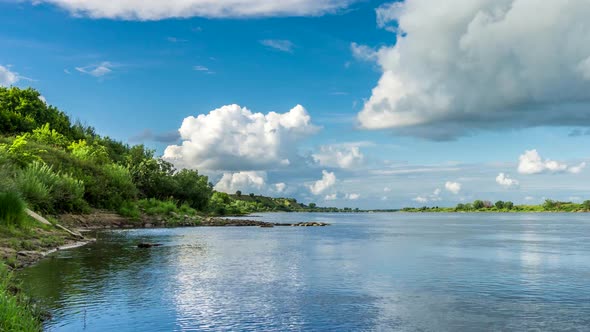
19,213 -> 590,331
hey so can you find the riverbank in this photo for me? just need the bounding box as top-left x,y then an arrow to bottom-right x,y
2,210 -> 329,269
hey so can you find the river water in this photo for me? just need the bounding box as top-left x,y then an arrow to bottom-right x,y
18,213 -> 590,331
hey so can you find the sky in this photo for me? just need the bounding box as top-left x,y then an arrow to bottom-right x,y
2,0 -> 590,208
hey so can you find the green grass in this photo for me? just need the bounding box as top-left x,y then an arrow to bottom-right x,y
0,264 -> 42,332
0,192 -> 27,228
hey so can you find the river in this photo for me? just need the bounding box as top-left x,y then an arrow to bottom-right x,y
19,212 -> 590,331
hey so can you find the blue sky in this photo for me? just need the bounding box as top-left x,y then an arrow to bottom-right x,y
2,0 -> 590,208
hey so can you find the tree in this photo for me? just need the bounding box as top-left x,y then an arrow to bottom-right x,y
236,190 -> 242,197
309,203 -> 317,209
172,169 -> 213,211
249,193 -> 255,198
504,201 -> 514,210
543,199 -> 557,210
473,200 -> 485,209
495,200 -> 505,209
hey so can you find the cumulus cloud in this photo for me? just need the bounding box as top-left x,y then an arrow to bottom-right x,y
0,65 -> 19,86
274,183 -> 286,193
518,150 -> 586,175
496,173 -> 519,188
164,104 -> 318,171
214,171 -> 266,193
345,193 -> 360,200
260,39 -> 294,53
412,188 -> 442,203
445,181 -> 461,194
356,0 -> 590,139
324,193 -> 338,201
76,62 -> 114,77
413,196 -> 428,203
33,0 -> 355,20
312,144 -> 364,169
308,170 -> 336,195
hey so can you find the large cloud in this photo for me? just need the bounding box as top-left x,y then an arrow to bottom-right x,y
518,150 -> 586,175
308,170 -> 336,195
214,171 -> 266,193
356,0 -> 590,139
0,65 -> 19,86
33,0 -> 355,20
163,104 -> 317,171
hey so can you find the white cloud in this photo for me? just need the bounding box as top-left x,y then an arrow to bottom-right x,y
193,65 -> 214,74
413,196 -> 428,203
308,170 -> 336,195
413,188 -> 442,203
324,193 -> 338,201
260,39 -> 294,53
356,0 -> 590,139
312,144 -> 364,169
0,65 -> 19,86
34,0 -> 355,20
214,171 -> 266,194
75,62 -> 113,77
569,162 -> 587,174
384,187 -> 391,192
345,193 -> 360,200
164,104 -> 318,171
445,181 -> 461,194
274,182 -> 286,193
496,173 -> 519,188
518,150 -> 585,175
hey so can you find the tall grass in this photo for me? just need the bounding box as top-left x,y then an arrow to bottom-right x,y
0,264 -> 42,332
0,192 -> 27,228
15,161 -> 87,213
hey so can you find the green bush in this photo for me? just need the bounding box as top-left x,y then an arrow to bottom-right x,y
15,161 -> 87,213
0,192 -> 27,228
118,201 -> 141,220
0,264 -> 42,332
137,198 -> 178,216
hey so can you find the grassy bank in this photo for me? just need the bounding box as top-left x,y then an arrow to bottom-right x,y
0,264 -> 41,332
401,199 -> 590,213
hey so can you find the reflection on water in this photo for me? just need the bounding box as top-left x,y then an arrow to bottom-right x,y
18,213 -> 590,331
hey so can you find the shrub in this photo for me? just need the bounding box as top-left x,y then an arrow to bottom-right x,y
137,198 -> 177,216
118,201 -> 141,220
0,192 -> 27,228
15,161 -> 87,213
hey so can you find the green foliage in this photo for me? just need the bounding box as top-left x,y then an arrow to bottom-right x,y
0,192 -> 27,228
15,161 -> 87,213
135,198 -> 197,216
84,164 -> 137,210
30,123 -> 67,148
473,200 -> 485,209
118,201 -> 141,220
0,264 -> 42,332
0,86 -> 86,141
68,139 -> 110,164
172,169 -> 212,210
0,134 -> 43,167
